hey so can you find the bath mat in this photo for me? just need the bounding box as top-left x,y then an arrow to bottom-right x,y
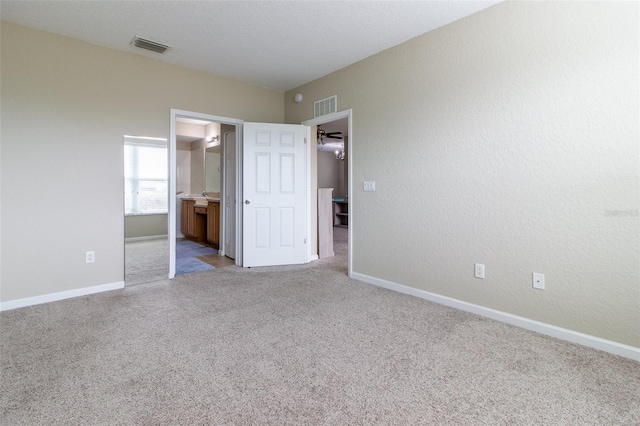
176,257 -> 214,275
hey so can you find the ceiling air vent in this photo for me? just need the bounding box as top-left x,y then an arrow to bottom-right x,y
131,36 -> 170,53
314,96 -> 337,118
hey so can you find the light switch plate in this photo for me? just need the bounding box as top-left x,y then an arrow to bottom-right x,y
474,263 -> 485,279
364,181 -> 376,192
533,273 -> 545,290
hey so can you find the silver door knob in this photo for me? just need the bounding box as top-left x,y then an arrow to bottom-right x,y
245,200 -> 251,204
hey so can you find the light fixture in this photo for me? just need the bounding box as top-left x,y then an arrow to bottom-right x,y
294,93 -> 303,103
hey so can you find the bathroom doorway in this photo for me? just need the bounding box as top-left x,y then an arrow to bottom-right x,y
169,110 -> 243,277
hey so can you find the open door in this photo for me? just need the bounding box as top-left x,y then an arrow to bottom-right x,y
242,122 -> 308,267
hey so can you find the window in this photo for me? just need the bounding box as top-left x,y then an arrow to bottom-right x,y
124,136 -> 168,215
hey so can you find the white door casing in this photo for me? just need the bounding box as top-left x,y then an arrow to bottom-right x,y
224,131 -> 237,259
242,123 -> 307,267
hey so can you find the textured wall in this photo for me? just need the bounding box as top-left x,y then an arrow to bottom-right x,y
124,215 -> 168,239
1,22 -> 283,302
285,2 -> 639,347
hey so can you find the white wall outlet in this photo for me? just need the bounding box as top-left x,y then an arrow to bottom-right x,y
86,251 -> 95,263
474,263 -> 485,279
363,181 -> 376,192
533,273 -> 545,289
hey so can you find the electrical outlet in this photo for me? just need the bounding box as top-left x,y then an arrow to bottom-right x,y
86,251 -> 95,263
533,273 -> 544,289
474,263 -> 485,279
363,181 -> 376,192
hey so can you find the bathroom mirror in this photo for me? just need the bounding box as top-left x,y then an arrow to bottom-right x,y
205,145 -> 221,193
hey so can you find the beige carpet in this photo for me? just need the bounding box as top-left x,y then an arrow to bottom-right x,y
125,238 -> 169,286
2,227 -> 639,425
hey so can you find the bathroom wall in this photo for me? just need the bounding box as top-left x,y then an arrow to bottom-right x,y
190,139 -> 207,195
177,141 -> 192,195
205,151 -> 221,193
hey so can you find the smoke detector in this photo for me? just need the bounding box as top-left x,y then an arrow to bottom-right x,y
131,36 -> 171,53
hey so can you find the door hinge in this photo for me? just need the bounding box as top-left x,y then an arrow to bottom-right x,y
304,137 -> 307,144
304,238 -> 307,244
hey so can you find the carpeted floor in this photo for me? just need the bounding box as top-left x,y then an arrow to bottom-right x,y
125,238 -> 221,285
124,238 -> 169,286
2,227 -> 639,425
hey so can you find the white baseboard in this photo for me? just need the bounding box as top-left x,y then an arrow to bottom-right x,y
351,272 -> 640,362
0,281 -> 125,312
309,254 -> 319,262
125,234 -> 168,242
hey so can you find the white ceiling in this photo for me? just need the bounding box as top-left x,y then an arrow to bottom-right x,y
0,1 -> 500,92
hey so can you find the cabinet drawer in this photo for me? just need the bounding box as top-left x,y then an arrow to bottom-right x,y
194,206 -> 207,215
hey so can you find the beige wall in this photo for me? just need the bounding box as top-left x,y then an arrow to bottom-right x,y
190,139 -> 207,195
177,142 -> 192,195
124,214 -> 168,239
1,22 -> 283,302
285,2 -> 639,347
317,150 -> 342,192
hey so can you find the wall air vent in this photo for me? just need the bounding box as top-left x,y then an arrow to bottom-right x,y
314,96 -> 337,118
131,36 -> 170,53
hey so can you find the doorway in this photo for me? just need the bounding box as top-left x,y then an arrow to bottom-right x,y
123,135 -> 169,286
303,110 -> 353,277
169,110 -> 320,275
169,110 -> 243,278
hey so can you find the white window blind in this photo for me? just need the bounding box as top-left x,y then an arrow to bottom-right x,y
124,136 -> 168,215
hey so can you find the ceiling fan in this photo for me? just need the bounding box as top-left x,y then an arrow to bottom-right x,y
317,126 -> 343,145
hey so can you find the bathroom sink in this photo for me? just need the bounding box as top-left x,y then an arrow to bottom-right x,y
181,195 -> 208,205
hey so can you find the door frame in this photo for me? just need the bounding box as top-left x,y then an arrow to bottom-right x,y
302,109 -> 353,278
222,130 -> 238,262
169,109 -> 243,278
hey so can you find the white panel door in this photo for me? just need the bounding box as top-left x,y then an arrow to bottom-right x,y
224,132 -> 237,259
243,123 -> 307,267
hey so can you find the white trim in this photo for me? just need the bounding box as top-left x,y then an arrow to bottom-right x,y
305,126 -> 312,263
235,125 -> 244,266
302,109 -> 353,278
0,281 -> 125,312
125,235 -> 167,242
352,271 -> 640,362
308,254 -> 319,262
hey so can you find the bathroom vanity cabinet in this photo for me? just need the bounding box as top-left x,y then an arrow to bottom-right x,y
181,199 -> 197,239
206,200 -> 220,249
181,199 -> 220,249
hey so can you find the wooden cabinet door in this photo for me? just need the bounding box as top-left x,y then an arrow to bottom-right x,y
185,200 -> 195,237
181,200 -> 190,236
207,201 -> 220,249
193,206 -> 207,242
